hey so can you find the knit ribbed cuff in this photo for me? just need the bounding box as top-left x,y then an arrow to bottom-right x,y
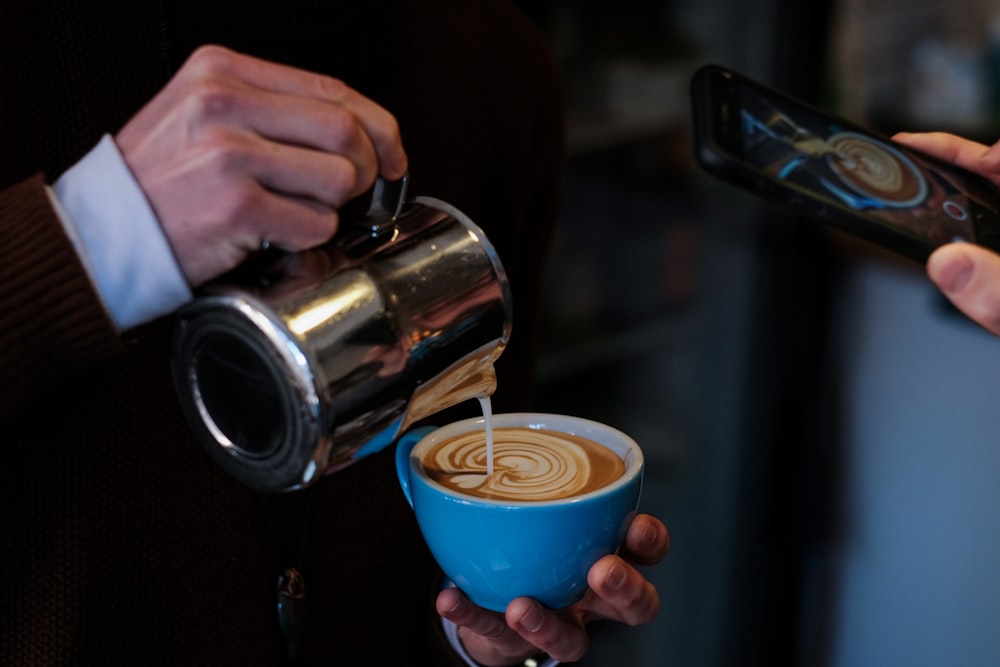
0,174 -> 123,421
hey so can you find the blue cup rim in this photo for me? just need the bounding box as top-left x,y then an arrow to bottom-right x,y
407,412 -> 643,507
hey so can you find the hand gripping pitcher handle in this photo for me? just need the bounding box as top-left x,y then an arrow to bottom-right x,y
170,176 -> 512,493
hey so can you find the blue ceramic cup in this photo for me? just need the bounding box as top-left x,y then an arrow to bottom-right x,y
396,413 -> 644,612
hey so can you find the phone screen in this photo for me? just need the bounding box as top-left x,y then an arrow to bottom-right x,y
734,79 -> 997,248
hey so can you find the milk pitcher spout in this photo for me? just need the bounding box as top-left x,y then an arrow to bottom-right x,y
170,178 -> 511,493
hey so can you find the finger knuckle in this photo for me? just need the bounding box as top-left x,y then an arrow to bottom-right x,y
481,619 -> 509,641
323,106 -> 362,150
554,636 -> 589,663
313,74 -> 350,102
367,109 -> 401,146
625,587 -> 661,627
184,79 -> 242,122
196,128 -> 252,174
308,211 -> 340,246
325,159 -> 360,200
618,583 -> 645,612
186,44 -> 240,77
215,181 -> 263,228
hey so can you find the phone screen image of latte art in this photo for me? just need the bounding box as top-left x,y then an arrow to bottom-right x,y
420,423 -> 626,502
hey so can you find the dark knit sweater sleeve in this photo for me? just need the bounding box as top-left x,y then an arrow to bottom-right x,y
0,173 -> 123,422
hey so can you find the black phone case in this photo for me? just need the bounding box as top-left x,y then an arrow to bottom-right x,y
690,64 -> 1000,262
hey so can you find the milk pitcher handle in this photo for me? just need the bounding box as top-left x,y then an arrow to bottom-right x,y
354,173 -> 409,235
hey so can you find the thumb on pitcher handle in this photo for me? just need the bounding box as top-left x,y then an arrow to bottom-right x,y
395,426 -> 436,508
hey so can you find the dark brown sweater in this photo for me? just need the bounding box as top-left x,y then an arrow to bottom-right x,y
0,1 -> 563,664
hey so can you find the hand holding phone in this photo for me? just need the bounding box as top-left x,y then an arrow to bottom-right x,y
690,64 -> 1000,261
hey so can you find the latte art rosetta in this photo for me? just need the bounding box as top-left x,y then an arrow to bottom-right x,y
421,427 -> 625,501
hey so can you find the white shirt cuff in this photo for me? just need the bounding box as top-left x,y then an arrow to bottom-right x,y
52,134 -> 192,330
441,617 -> 559,667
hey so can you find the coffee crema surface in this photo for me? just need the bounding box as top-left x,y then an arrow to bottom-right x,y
421,427 -> 624,501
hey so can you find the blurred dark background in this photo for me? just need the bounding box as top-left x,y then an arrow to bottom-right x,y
511,1 -> 1000,665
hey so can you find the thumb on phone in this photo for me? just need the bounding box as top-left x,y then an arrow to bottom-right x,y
928,242 -> 1000,337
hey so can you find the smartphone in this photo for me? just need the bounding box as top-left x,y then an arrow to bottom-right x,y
690,64 -> 1000,261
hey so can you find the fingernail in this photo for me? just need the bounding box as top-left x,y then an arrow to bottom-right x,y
638,522 -> 658,549
605,563 -> 626,591
935,253 -> 974,294
517,602 -> 544,633
444,596 -> 463,615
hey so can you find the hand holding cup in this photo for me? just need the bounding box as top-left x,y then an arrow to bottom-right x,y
396,413 -> 669,665
439,512 -> 668,665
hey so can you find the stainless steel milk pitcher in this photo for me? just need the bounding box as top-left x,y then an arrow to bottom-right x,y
171,177 -> 511,493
